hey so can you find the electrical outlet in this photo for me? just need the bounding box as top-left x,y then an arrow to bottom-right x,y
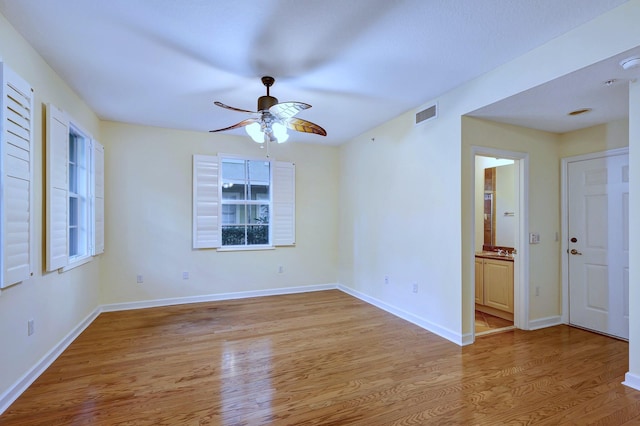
535,286 -> 540,296
182,271 -> 189,280
136,274 -> 143,284
278,266 -> 284,274
384,275 -> 389,285
412,282 -> 419,293
27,319 -> 34,336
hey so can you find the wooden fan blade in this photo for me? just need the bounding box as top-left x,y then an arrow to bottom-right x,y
286,118 -> 327,136
270,102 -> 311,120
214,101 -> 256,114
209,118 -> 258,133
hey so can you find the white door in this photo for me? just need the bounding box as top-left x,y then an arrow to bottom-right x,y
568,153 -> 629,339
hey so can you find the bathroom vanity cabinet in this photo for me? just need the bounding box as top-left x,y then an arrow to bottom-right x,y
475,254 -> 514,321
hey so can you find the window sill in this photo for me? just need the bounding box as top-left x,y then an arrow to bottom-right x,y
60,256 -> 92,273
217,245 -> 275,252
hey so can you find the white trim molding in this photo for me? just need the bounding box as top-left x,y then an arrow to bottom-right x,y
623,372 -> 640,392
338,285 -> 464,345
528,316 -> 563,330
101,284 -> 337,312
470,146 -> 530,338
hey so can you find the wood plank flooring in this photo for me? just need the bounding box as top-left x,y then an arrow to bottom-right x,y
2,290 -> 639,425
475,310 -> 513,335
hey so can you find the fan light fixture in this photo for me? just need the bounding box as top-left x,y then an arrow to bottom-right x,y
245,121 -> 289,144
210,76 -> 326,144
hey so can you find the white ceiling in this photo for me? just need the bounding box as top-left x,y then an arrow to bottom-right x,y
0,0 -> 634,145
469,45 -> 640,132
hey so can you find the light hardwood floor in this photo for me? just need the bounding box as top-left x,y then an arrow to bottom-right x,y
2,290 -> 639,425
475,310 -> 513,334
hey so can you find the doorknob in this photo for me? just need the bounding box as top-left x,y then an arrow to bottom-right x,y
570,249 -> 582,255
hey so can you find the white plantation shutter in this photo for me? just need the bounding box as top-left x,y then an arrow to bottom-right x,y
93,140 -> 105,255
0,63 -> 34,288
46,103 -> 69,271
272,161 -> 295,246
193,155 -> 220,248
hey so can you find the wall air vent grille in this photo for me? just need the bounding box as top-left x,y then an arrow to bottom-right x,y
415,103 -> 437,125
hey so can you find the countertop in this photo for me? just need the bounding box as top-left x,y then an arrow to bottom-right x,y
475,251 -> 514,262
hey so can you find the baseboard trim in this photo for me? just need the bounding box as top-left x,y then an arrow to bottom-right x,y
337,285 -> 463,345
623,372 -> 640,391
527,315 -> 563,330
461,333 -> 474,346
101,283 -> 339,312
0,308 -> 100,415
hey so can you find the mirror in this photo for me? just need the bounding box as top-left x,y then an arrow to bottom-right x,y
475,157 -> 516,251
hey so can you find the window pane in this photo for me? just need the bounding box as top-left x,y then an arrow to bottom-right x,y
69,135 -> 76,163
222,182 -> 246,200
69,227 -> 78,257
222,160 -> 246,180
77,196 -> 87,257
248,205 -> 269,224
247,225 -> 268,245
222,160 -> 246,200
248,160 -> 270,200
222,226 -> 245,246
220,158 -> 272,247
69,167 -> 77,193
222,204 -> 235,224
248,160 -> 269,181
69,197 -> 78,226
68,153 -> 77,193
250,183 -> 269,200
222,204 -> 245,225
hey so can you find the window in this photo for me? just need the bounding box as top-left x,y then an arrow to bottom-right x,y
221,158 -> 271,247
68,127 -> 90,259
193,155 -> 295,250
46,103 -> 104,271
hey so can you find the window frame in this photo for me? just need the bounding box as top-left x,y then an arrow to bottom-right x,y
219,155 -> 273,249
46,103 -> 104,272
67,124 -> 92,264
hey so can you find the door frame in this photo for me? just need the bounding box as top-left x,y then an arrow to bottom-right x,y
470,146 -> 530,338
560,147 -> 629,325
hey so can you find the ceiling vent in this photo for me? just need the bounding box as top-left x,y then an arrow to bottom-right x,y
415,103 -> 438,125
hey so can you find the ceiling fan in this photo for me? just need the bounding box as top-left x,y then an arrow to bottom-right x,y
209,76 -> 327,143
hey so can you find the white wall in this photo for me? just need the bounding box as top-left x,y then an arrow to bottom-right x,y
0,14 -> 101,401
339,1 -> 640,345
99,122 -> 339,305
338,110 -> 464,342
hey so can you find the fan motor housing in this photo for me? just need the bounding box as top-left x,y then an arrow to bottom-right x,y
258,95 -> 278,111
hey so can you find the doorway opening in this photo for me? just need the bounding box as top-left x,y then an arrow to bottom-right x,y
471,147 -> 529,340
